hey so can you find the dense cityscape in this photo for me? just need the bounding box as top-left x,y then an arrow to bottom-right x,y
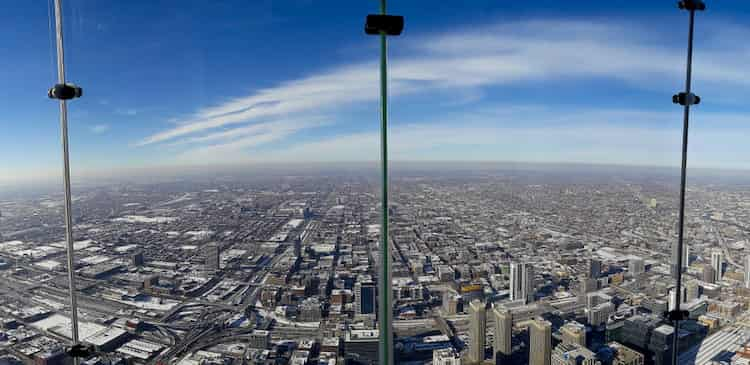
1,164 -> 750,365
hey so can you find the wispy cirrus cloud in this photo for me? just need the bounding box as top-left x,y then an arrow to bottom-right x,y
137,18 -> 750,166
247,109 -> 750,169
90,124 -> 110,134
116,108 -> 138,116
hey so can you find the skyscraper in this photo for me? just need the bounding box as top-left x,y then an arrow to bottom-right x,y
588,302 -> 614,327
492,305 -> 512,362
587,259 -> 601,279
702,265 -> 715,284
510,262 -> 535,304
468,300 -> 486,364
294,236 -> 302,259
744,256 -> 750,289
560,321 -> 586,347
668,286 -> 687,311
711,250 -> 723,282
354,278 -> 376,316
205,243 -> 220,271
628,256 -> 645,276
671,243 -> 690,278
523,263 -> 535,303
510,262 -> 522,302
529,318 -> 552,365
686,280 -> 700,301
132,251 -> 144,266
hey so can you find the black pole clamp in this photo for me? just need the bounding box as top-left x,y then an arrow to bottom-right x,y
678,0 -> 706,11
365,14 -> 404,36
66,343 -> 93,358
672,92 -> 700,106
664,309 -> 689,322
48,83 -> 83,100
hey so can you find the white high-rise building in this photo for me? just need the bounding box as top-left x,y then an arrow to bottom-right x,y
588,302 -> 614,327
711,250 -> 723,282
468,300 -> 486,364
629,256 -> 645,276
529,318 -> 552,365
492,306 -> 512,360
668,286 -> 688,311
671,243 -> 690,278
509,262 -> 535,303
745,256 -> 750,289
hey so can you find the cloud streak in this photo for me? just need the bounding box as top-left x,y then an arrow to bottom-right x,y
136,17 -> 750,168
90,124 -> 110,134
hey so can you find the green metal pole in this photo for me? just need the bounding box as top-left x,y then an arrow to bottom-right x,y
377,0 -> 393,364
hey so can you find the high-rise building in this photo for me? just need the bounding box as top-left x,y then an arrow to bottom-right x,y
685,281 -> 700,301
442,290 -> 461,314
560,321 -> 586,347
510,262 -> 535,303
668,286 -> 687,311
628,257 -> 645,276
510,262 -> 522,302
607,341 -> 645,365
468,300 -> 486,364
492,305 -> 512,361
205,243 -> 220,271
711,250 -> 723,282
294,236 -> 302,259
143,275 -> 158,291
551,343 -> 598,365
343,329 -> 378,364
702,265 -> 715,284
744,256 -> 750,289
132,251 -> 144,266
432,348 -> 461,365
588,259 -> 601,279
588,302 -> 614,327
529,318 -> 552,365
524,263 -> 535,303
354,278 -> 376,316
299,297 -> 322,322
249,330 -> 271,349
671,243 -> 690,278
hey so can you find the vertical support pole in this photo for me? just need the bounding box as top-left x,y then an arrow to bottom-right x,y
377,0 -> 393,363
672,2 -> 701,364
52,0 -> 81,360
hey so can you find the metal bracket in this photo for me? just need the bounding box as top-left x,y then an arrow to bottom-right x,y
365,14 -> 404,36
48,83 -> 83,100
678,0 -> 706,11
665,309 -> 689,322
673,92 -> 700,106
66,343 -> 93,358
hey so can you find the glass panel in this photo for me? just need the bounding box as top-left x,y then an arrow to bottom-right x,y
53,1 -> 385,364
0,2 -> 80,364
5,1 -> 749,365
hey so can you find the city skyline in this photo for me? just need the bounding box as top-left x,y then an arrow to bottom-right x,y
4,1 -> 750,186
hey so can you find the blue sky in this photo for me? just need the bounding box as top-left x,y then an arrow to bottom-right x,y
2,0 -> 750,186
